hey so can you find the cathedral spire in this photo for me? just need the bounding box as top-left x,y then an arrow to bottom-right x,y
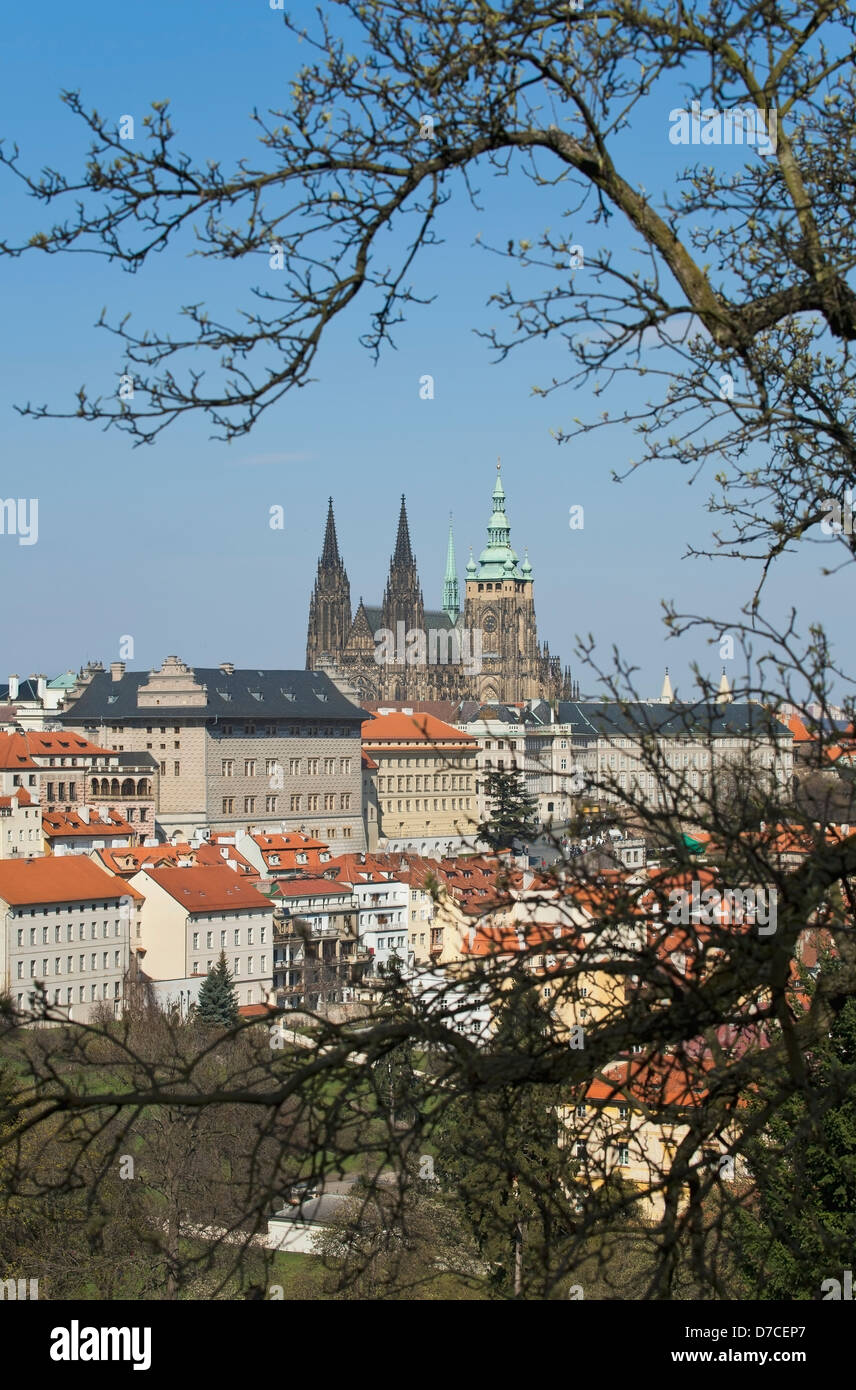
381,494 -> 424,636
443,513 -> 459,624
393,495 -> 414,568
320,497 -> 342,569
306,497 -> 351,670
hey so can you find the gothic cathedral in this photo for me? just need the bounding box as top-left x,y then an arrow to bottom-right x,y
306,463 -> 572,705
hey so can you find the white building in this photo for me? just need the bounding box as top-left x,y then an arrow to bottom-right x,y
128,863 -> 275,1008
0,855 -> 141,1022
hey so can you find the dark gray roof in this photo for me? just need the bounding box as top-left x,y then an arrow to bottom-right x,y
525,700 -> 553,726
271,1193 -> 348,1225
362,606 -> 455,633
457,701 -> 524,724
63,669 -> 368,723
0,679 -> 41,703
555,701 -> 792,740
111,751 -> 160,769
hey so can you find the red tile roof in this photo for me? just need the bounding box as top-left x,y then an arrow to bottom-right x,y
272,876 -> 354,899
361,712 -> 476,748
43,807 -> 134,838
0,855 -> 141,906
0,787 -> 33,808
0,730 -> 113,770
141,864 -> 272,913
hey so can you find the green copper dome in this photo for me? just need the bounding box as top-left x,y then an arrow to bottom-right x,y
475,462 -> 527,580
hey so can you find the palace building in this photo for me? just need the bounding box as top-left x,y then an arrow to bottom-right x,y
306,463 -> 572,705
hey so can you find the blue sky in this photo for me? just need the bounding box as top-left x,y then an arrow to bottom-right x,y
0,1 -> 849,700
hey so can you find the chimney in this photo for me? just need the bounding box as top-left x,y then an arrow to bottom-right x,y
35,675 -> 47,701
8,675 -> 18,702
220,662 -> 235,676
110,661 -> 125,682
77,806 -> 90,825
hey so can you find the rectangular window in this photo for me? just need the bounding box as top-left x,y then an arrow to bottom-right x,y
618,1145 -> 630,1166
307,794 -> 318,811
289,759 -> 300,776
307,758 -> 319,777
206,931 -> 213,948
222,759 -> 234,776
173,762 -> 180,777
266,795 -> 278,812
244,759 -> 256,777
234,958 -> 240,976
220,930 -> 226,947
324,792 -> 335,811
234,929 -> 240,946
244,796 -> 255,813
222,797 -> 234,814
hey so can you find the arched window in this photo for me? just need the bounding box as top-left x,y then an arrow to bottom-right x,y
121,779 -> 135,795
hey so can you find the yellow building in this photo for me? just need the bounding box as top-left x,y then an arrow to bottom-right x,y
361,711 -> 477,855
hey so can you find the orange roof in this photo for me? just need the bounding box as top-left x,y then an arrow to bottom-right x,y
97,844 -> 187,875
0,787 -> 33,808
783,712 -> 814,743
0,855 -> 141,906
193,842 -> 258,876
272,876 -> 354,899
141,864 -> 271,913
43,807 -> 134,838
238,1002 -> 276,1019
361,712 -> 476,747
252,832 -> 329,850
361,750 -> 378,770
0,730 -> 113,769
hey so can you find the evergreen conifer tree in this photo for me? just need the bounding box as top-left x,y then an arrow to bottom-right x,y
195,951 -> 240,1028
478,767 -> 539,851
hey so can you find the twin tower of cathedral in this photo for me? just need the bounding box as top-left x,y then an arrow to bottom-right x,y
306,463 -> 573,705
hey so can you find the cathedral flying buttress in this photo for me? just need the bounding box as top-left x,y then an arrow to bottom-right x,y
305,464 -> 572,706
